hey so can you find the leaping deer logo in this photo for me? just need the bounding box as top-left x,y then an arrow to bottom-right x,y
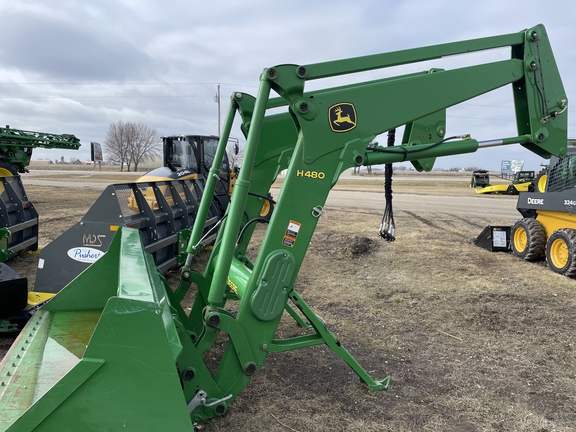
329,103 -> 357,132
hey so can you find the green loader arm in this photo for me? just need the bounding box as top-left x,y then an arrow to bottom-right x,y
0,24 -> 567,430
187,22 -> 567,420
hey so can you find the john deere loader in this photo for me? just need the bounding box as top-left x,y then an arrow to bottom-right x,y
0,24 -> 568,430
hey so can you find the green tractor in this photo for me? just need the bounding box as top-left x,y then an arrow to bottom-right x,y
0,127 -> 80,332
470,169 -> 490,188
0,126 -> 80,261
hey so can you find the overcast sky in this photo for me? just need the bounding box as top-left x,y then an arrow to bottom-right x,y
1,0 -> 574,172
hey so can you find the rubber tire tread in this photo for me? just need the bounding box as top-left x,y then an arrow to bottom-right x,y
511,218 -> 546,261
546,228 -> 576,277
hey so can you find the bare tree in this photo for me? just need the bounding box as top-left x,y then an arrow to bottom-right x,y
104,121 -> 161,171
227,143 -> 244,169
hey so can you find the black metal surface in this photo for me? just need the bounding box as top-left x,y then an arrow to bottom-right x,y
0,263 -> 27,318
0,176 -> 38,254
34,177 -> 227,294
547,153 -> 576,193
474,225 -> 511,252
517,188 -> 576,217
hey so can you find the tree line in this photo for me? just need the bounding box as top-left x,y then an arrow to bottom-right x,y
104,121 -> 160,171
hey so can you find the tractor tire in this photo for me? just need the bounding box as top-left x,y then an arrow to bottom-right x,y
511,218 -> 546,261
546,229 -> 576,277
0,161 -> 18,177
259,193 -> 274,221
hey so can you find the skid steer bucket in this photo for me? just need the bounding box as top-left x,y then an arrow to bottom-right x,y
0,227 -> 195,431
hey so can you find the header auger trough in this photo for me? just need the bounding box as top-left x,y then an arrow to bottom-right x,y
0,24 -> 568,430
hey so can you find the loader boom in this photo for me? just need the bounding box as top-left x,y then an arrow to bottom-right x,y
0,24 -> 568,430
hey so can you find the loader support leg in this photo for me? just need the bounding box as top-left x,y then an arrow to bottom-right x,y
288,291 -> 390,391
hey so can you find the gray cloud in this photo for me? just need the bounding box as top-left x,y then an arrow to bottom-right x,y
0,7 -> 153,81
0,0 -> 572,171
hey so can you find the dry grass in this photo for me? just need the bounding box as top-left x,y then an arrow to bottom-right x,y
204,206 -> 576,432
2,176 -> 575,432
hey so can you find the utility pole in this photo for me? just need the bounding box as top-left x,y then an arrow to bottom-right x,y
214,84 -> 221,137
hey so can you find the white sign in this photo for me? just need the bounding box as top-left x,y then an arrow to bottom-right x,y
510,160 -> 525,173
67,247 -> 104,263
492,230 -> 508,248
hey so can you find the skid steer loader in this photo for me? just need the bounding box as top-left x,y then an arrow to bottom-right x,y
0,24 -> 568,430
508,145 -> 576,275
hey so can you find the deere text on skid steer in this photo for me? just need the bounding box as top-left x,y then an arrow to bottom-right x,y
0,24 -> 568,431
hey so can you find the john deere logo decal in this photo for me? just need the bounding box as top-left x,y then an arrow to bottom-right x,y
329,103 -> 357,132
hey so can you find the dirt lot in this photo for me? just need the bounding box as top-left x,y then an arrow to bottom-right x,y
1,174 -> 575,432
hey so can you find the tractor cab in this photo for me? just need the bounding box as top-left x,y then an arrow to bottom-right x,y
470,169 -> 490,188
512,170 -> 536,184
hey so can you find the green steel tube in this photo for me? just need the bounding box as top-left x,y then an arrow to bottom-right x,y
185,101 -> 238,261
365,138 -> 479,166
364,135 -> 533,166
304,32 -> 525,80
207,76 -> 272,305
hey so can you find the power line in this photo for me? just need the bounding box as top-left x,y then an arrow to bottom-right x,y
0,95 -> 214,99
0,82 -> 258,87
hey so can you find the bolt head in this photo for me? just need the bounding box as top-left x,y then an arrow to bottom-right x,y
244,363 -> 257,376
208,315 -> 220,327
182,368 -> 195,381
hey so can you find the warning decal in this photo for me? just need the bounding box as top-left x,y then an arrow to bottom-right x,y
282,220 -> 301,247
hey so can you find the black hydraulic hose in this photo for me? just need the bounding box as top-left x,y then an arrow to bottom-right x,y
248,191 -> 276,204
379,129 -> 396,241
236,217 -> 270,246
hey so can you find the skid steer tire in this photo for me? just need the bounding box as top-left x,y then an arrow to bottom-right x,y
546,229 -> 576,277
511,218 -> 546,261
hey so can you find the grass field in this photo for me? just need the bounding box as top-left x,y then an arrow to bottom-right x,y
1,174 -> 575,432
